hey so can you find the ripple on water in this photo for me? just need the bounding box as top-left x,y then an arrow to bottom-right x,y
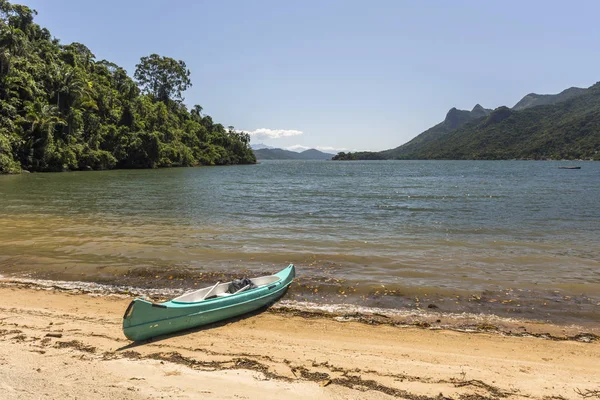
0,160 -> 599,326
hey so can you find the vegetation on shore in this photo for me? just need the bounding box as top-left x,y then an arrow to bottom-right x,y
0,1 -> 255,173
334,83 -> 600,161
331,151 -> 385,160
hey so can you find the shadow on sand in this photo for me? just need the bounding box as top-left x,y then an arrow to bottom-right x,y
116,305 -> 272,351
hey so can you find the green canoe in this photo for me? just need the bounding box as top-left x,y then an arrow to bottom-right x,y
123,264 -> 295,341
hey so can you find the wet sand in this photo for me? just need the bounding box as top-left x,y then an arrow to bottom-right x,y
0,286 -> 599,399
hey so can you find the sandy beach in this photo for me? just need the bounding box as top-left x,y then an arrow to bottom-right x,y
0,286 -> 598,399
2,1 -> 600,399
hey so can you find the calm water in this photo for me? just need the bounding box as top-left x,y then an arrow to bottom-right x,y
1,160 -> 599,325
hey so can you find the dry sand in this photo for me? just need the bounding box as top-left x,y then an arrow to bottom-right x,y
0,286 -> 599,400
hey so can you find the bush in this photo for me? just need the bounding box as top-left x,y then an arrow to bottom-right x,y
0,132 -> 21,173
79,148 -> 117,170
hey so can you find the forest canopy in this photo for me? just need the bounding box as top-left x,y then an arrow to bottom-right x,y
0,0 -> 255,173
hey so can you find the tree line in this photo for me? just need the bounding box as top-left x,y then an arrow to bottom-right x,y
0,1 -> 255,173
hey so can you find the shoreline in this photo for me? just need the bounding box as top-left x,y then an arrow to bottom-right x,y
2,273 -> 599,334
1,159 -> 596,175
1,286 -> 599,399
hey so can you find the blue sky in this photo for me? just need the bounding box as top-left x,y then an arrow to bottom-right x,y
25,0 -> 600,152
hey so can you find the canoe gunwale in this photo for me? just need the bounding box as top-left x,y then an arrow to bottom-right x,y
170,276 -> 278,305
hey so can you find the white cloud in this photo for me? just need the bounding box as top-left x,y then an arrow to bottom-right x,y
244,128 -> 303,139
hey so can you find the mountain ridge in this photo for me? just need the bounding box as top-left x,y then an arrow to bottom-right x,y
512,87 -> 587,111
253,148 -> 334,160
250,143 -> 276,150
394,83 -> 600,160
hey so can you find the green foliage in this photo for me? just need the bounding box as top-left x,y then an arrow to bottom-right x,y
332,151 -> 383,160
0,129 -> 20,172
0,1 -> 255,173
134,54 -> 192,103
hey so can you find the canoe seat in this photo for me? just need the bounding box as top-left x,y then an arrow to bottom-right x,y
172,275 -> 281,303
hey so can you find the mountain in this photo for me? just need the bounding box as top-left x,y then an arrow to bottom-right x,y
285,145 -> 312,152
512,87 -> 587,111
250,143 -> 276,150
253,148 -> 299,160
334,82 -> 598,161
393,83 -> 600,160
299,149 -> 336,159
254,148 -> 334,160
379,104 -> 492,159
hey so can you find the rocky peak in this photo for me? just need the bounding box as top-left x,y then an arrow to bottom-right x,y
470,104 -> 490,118
443,108 -> 471,130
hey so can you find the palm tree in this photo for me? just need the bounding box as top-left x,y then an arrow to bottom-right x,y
24,101 -> 66,168
53,65 -> 87,112
191,104 -> 203,121
0,25 -> 26,53
0,25 -> 27,76
117,77 -> 139,101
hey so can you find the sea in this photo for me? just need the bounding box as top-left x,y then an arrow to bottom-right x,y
1,160 -> 598,328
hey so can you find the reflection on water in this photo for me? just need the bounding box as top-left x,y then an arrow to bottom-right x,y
1,160 -> 599,325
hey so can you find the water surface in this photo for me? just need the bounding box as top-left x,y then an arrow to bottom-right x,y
1,160 -> 598,325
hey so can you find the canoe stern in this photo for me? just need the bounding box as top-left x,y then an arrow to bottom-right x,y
275,264 -> 295,284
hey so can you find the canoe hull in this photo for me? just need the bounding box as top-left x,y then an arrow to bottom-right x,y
123,265 -> 294,341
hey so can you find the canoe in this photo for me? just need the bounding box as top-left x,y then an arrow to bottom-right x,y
558,166 -> 581,169
123,264 -> 295,341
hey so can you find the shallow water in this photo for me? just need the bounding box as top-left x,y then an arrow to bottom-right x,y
0,160 -> 598,326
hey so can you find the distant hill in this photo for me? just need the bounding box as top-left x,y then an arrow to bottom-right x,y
512,87 -> 587,111
334,83 -> 599,161
254,148 -> 335,160
253,148 -> 299,160
299,149 -> 335,159
250,143 -> 276,150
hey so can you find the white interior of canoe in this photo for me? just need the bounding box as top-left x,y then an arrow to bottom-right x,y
171,275 -> 280,303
